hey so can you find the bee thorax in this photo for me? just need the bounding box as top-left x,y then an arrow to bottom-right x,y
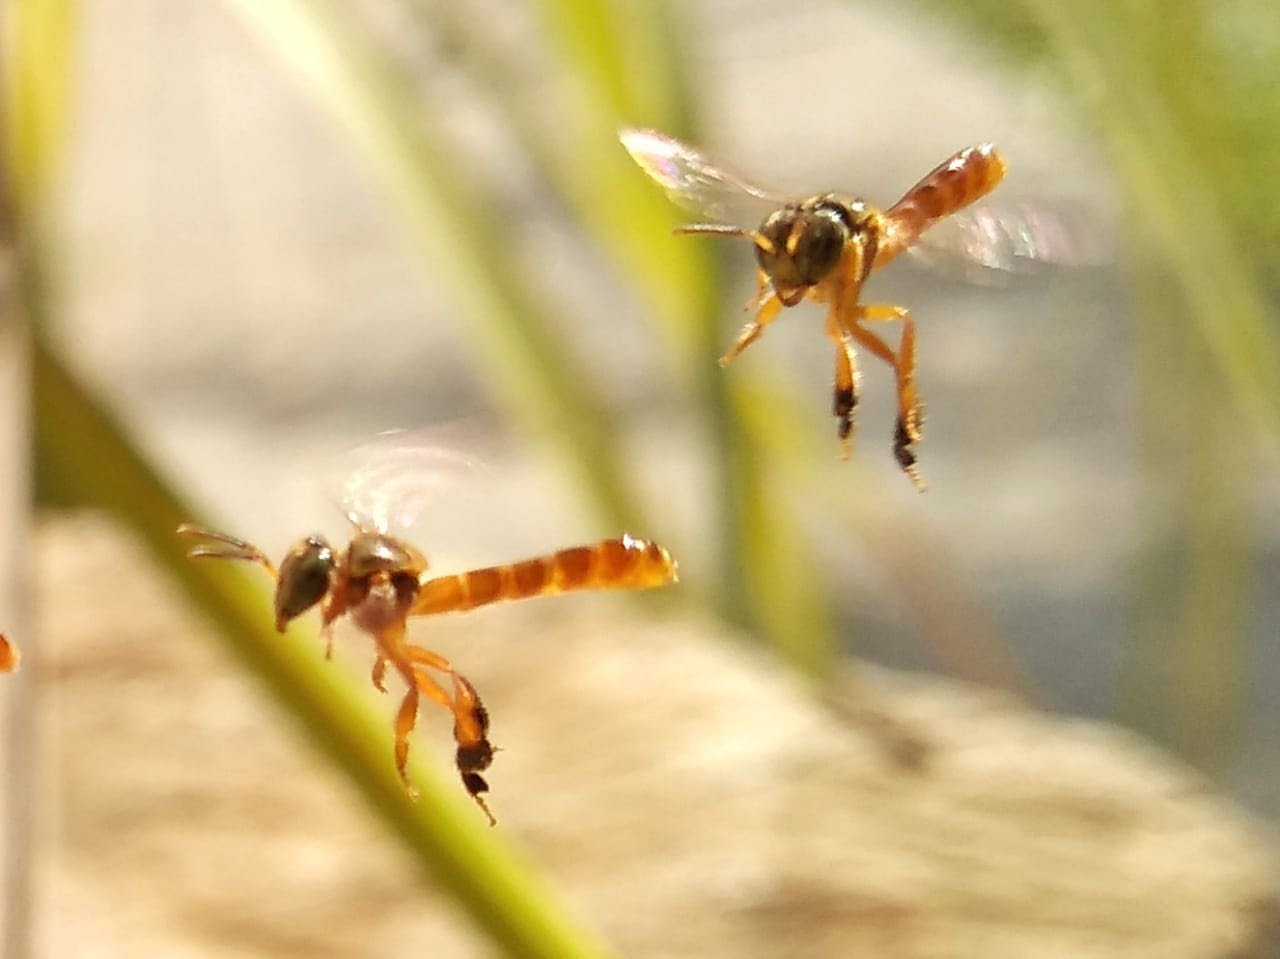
755,200 -> 850,291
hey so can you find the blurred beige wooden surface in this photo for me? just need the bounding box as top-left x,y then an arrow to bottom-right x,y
23,512 -> 1278,958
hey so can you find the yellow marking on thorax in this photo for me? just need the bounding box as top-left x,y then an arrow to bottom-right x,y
785,219 -> 804,256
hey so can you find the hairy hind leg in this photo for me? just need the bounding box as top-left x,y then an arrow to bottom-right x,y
846,308 -> 927,491
405,646 -> 497,825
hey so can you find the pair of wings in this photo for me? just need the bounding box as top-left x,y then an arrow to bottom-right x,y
619,128 -> 1091,278
334,430 -> 493,540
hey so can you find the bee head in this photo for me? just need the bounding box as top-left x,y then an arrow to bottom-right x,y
274,535 -> 336,630
755,198 -> 858,303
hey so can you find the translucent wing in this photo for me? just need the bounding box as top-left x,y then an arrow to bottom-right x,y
903,199 -> 1109,283
620,127 -> 787,226
336,429 -> 491,536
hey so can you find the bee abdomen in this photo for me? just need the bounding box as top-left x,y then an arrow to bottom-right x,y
547,536 -> 677,592
414,536 -> 677,615
907,144 -> 1006,222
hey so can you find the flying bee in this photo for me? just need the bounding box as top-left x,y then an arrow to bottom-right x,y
621,128 -> 1017,490
0,633 -> 18,672
177,445 -> 677,824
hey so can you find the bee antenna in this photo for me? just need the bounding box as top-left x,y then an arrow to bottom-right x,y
673,223 -> 748,238
675,223 -> 775,256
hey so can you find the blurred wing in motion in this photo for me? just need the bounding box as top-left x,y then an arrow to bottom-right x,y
0,633 -> 19,672
620,127 -> 786,226
903,200 -> 1110,284
337,429 -> 491,536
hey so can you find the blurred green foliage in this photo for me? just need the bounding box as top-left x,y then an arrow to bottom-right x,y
923,0 -> 1280,764
927,0 -> 1280,273
1024,1 -> 1278,769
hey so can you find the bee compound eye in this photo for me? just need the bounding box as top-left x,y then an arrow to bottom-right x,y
796,214 -> 845,283
274,536 -> 335,628
754,210 -> 791,268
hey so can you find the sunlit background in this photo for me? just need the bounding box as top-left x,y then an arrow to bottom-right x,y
4,0 -> 1279,956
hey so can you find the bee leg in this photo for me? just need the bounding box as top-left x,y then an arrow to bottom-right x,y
449,674 -> 497,827
406,646 -> 497,826
320,595 -> 346,656
392,681 -> 421,799
376,624 -> 439,799
384,653 -> 470,804
742,268 -> 772,311
371,652 -> 389,692
848,308 -> 927,492
719,290 -> 783,367
826,316 -> 861,459
893,309 -> 926,490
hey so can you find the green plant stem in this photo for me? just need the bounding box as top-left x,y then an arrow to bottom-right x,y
524,0 -> 712,359
448,0 -> 823,653
33,338 -> 619,959
521,0 -> 751,624
526,0 -> 834,652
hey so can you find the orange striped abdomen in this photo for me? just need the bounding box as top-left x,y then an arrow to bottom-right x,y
874,144 -> 1007,268
905,144 -> 1006,222
411,535 -> 678,616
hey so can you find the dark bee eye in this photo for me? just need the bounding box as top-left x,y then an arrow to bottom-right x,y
754,206 -> 847,292
794,214 -> 844,284
274,536 -> 334,630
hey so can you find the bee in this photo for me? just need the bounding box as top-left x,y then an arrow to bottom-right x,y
177,446 -> 677,824
621,128 -> 1012,490
0,633 -> 18,672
